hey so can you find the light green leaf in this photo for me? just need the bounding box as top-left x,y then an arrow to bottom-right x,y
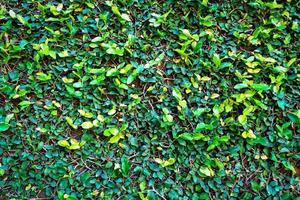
164,114 -> 173,123
104,127 -> 119,137
36,72 -> 51,81
162,158 -> 176,167
111,5 -> 121,16
58,140 -> 70,148
66,117 -> 78,129
58,50 -> 69,57
81,121 -> 93,129
9,10 -> 16,18
0,169 -> 4,176
238,115 -> 247,125
212,54 -> 221,67
172,88 -> 182,101
200,167 -> 214,176
69,139 -> 81,150
108,132 -> 123,143
234,83 -> 248,90
178,133 -> 206,141
106,68 -> 119,77
108,108 -> 116,115
19,101 -> 32,108
121,13 -> 131,21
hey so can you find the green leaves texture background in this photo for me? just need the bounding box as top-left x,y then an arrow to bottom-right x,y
0,0 -> 299,199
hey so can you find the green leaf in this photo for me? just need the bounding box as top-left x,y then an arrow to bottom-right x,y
121,13 -> 131,21
17,15 -> 27,26
65,85 -> 75,95
36,72 -> 51,81
212,54 -> 221,67
178,133 -> 206,141
234,83 -> 248,90
58,140 -> 70,148
155,158 -> 176,167
69,139 -> 81,150
163,114 -> 173,123
127,70 -> 138,84
108,132 -> 123,143
58,50 -> 69,57
282,161 -> 296,174
66,117 -> 78,129
81,121 -> 93,129
9,10 -> 16,18
238,115 -> 247,125
5,114 -> 14,123
85,2 -> 95,8
108,108 -> 116,115
106,68 -> 119,77
0,169 -> 4,176
19,101 -> 32,108
121,156 -> 131,176
242,130 -> 256,139
0,123 -> 10,132
111,4 -> 121,16
162,158 -> 176,167
200,167 -> 214,177
172,88 -> 182,101
139,181 -> 146,191
104,127 -> 119,137
251,83 -> 270,91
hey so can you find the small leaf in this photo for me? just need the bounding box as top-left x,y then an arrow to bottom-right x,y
162,158 -> 176,167
0,123 -> 10,132
85,2 -> 95,8
121,13 -> 131,21
19,101 -> 32,108
287,58 -> 296,67
69,139 -> 81,150
81,121 -> 93,129
127,70 -> 138,84
58,50 -> 69,57
242,130 -> 256,139
57,3 -> 63,12
0,169 -> 4,176
91,37 -> 102,43
172,88 -> 182,101
17,15 -> 27,25
211,93 -> 219,99
234,83 -> 248,90
108,132 -> 123,143
121,156 -> 131,176
164,114 -> 173,123
62,77 -> 74,83
154,158 -> 163,165
238,115 -> 247,125
58,140 -> 70,148
9,10 -> 16,18
5,114 -> 14,123
66,117 -> 78,129
178,133 -> 206,141
251,83 -> 270,91
200,167 -> 214,177
212,54 -> 221,67
108,108 -> 116,115
36,72 -> 51,81
104,127 -> 119,137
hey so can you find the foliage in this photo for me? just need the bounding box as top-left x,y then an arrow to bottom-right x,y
0,0 -> 299,199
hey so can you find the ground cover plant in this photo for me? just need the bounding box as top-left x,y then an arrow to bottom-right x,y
0,0 -> 299,199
